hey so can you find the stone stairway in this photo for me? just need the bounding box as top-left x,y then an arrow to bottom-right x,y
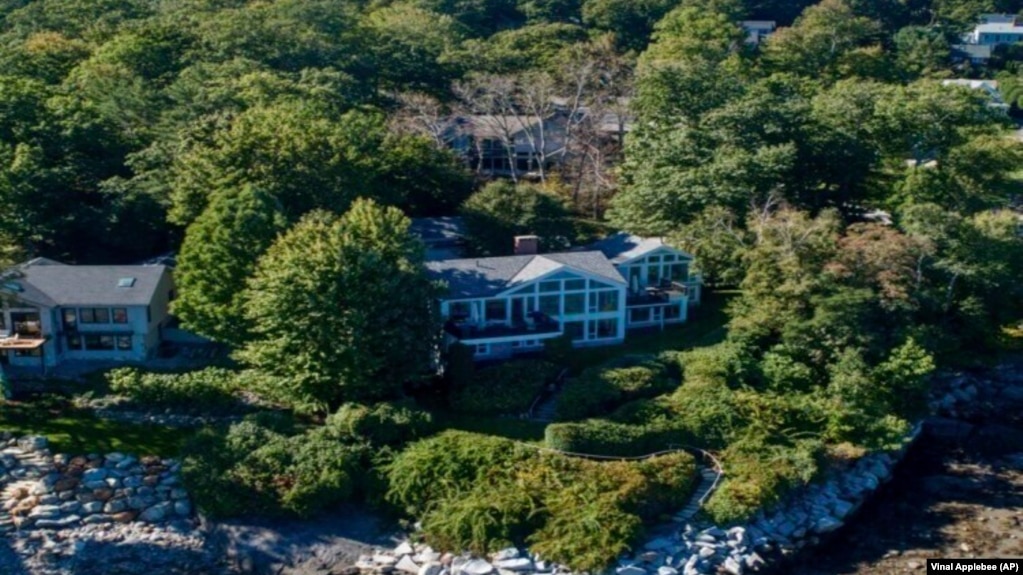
672,466 -> 721,523
528,393 -> 560,422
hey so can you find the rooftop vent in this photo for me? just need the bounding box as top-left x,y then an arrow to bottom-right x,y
117,277 -> 136,288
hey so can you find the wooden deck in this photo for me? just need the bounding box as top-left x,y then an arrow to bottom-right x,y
0,337 -> 45,350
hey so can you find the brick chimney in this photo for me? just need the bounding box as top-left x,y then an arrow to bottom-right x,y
514,235 -> 540,255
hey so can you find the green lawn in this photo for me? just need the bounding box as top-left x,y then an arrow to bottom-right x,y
0,397 -> 189,456
564,289 -> 735,373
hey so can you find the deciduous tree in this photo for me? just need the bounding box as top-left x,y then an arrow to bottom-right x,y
237,200 -> 439,413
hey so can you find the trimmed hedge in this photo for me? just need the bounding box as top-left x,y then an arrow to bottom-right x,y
450,360 -> 558,415
107,367 -> 242,415
554,356 -> 676,421
385,430 -> 699,572
544,419 -> 691,457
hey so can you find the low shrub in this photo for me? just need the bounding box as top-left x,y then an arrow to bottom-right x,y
544,419 -> 690,457
702,435 -> 825,525
450,360 -> 557,415
325,401 -> 434,446
555,357 -> 675,421
386,431 -> 700,572
665,381 -> 742,449
420,479 -> 538,554
107,367 -> 241,415
182,417 -> 366,518
385,431 -> 535,515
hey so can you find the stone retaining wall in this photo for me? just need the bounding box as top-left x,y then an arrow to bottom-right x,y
348,428 -> 918,575
1,434 -> 192,532
0,432 -> 224,575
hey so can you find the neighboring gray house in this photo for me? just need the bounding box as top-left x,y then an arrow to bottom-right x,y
0,258 -> 174,371
426,233 -> 702,360
443,114 -> 568,178
952,43 -> 993,64
410,217 -> 467,261
941,79 -> 1010,111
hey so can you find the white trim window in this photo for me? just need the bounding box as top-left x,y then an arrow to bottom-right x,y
475,343 -> 490,357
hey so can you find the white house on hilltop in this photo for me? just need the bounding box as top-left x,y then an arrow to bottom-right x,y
964,14 -> 1023,46
426,233 -> 702,360
0,258 -> 174,371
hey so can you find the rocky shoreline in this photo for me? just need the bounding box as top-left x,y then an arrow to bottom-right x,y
346,432 -> 915,575
0,433 -> 226,575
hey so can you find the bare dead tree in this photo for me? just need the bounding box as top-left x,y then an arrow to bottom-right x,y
390,92 -> 452,149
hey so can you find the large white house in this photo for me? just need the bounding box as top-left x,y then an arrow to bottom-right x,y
964,14 -> 1023,46
0,258 -> 174,371
426,233 -> 702,360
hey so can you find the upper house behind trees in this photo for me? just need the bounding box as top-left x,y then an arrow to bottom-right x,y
0,258 -> 174,372
439,105 -> 633,181
965,13 -> 1023,45
425,232 -> 702,361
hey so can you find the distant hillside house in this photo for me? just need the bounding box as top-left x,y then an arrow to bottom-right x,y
443,114 -> 567,178
0,258 -> 174,371
440,105 -> 633,180
951,43 -> 993,64
965,14 -> 1023,46
426,233 -> 702,360
941,79 -> 1009,111
741,20 -> 777,46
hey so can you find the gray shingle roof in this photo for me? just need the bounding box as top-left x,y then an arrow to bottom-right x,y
5,259 -> 169,307
588,233 -> 694,264
426,251 -> 625,299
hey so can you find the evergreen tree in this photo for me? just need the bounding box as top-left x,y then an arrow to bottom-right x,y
172,184 -> 287,345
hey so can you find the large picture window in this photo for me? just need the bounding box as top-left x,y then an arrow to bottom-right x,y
563,321 -> 585,342
589,290 -> 619,312
80,308 -> 111,324
564,279 -> 586,291
563,293 -> 585,315
84,334 -> 115,351
594,319 -> 618,339
62,309 -> 77,330
539,295 -> 559,316
11,312 -> 41,336
485,299 -> 506,322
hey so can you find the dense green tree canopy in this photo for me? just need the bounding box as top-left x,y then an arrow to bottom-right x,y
236,199 -> 440,413
459,180 -> 575,256
172,184 -> 287,345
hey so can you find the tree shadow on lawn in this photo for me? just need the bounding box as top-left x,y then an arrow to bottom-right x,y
0,398 -> 189,457
209,503 -> 403,573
